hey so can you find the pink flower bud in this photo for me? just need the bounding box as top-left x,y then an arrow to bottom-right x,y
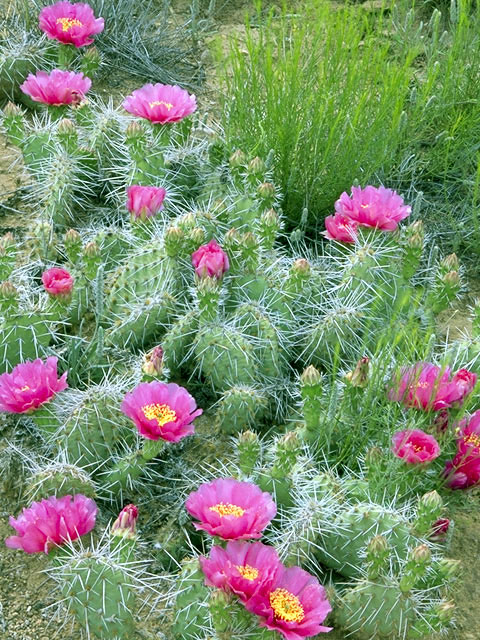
429,518 -> 450,542
143,346 -> 164,376
111,504 -> 138,539
127,185 -> 166,221
42,267 -> 74,297
191,239 -> 229,279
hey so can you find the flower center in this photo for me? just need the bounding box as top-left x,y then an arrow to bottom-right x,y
209,502 -> 245,518
412,444 -> 423,452
360,203 -> 370,208
235,564 -> 259,581
269,588 -> 305,623
19,385 -> 30,392
464,433 -> 480,448
141,403 -> 176,426
149,100 -> 174,110
56,17 -> 83,31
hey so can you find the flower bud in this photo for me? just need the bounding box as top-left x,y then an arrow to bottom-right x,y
365,446 -> 383,468
411,544 -> 431,565
436,558 -> 460,579
111,504 -> 138,539
292,258 -> 311,277
420,490 -> 443,511
368,535 -> 389,556
0,281 -> 17,299
441,253 -> 459,270
42,267 -> 74,298
443,270 -> 460,286
0,232 -> 15,250
64,228 -> 81,247
429,517 -> 450,542
436,601 -> 455,622
143,346 -> 164,377
84,241 -> 100,258
192,239 -> 229,280
406,220 -> 424,249
229,149 -> 247,167
3,101 -> 23,117
237,430 -> 261,475
301,365 -> 322,387
257,182 -> 275,199
164,226 -> 184,257
242,231 -> 259,250
189,228 -> 206,246
58,118 -> 76,135
248,156 -> 265,174
126,121 -> 145,142
345,356 -> 370,388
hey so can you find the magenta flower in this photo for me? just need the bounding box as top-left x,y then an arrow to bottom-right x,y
388,362 -> 476,411
429,518 -> 450,542
126,185 -> 166,221
123,83 -> 197,124
334,185 -> 411,231
20,69 -> 91,106
0,357 -> 68,414
323,212 -> 358,243
5,494 -> 97,554
185,477 -> 277,540
457,410 -> 480,456
391,429 -> 441,464
246,565 -> 332,639
121,381 -> 202,442
200,541 -> 282,602
444,452 -> 480,489
191,239 -> 229,279
111,504 -> 138,539
39,1 -> 104,48
42,267 -> 74,297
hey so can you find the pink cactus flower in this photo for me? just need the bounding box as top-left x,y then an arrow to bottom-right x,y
323,212 -> 358,243
191,239 -> 229,279
39,1 -> 104,48
388,362 -> 476,411
429,518 -> 450,542
20,69 -> 91,106
200,541 -> 282,602
444,452 -> 480,489
334,185 -> 411,231
42,267 -> 74,297
185,477 -> 277,540
123,83 -> 197,124
126,185 -> 166,221
455,410 -> 480,457
0,357 -> 68,414
5,494 -> 97,554
391,429 -> 441,464
121,381 -> 202,442
111,504 -> 138,539
246,565 -> 332,639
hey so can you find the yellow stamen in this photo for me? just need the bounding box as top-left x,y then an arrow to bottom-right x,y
269,588 -> 305,623
360,203 -> 370,208
235,564 -> 259,581
209,502 -> 245,518
141,403 -> 176,427
56,17 -> 83,31
149,100 -> 174,110
464,433 -> 480,448
19,385 -> 30,392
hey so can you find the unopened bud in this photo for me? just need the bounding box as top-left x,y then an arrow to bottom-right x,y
257,182 -> 275,199
229,149 -> 247,167
82,45 -> 100,69
242,231 -> 259,249
420,490 -> 443,512
111,504 -> 138,539
179,212 -> 196,230
292,258 -> 311,277
84,241 -> 100,258
189,228 -> 205,246
367,535 -> 389,556
0,281 -> 17,299
164,227 -> 185,257
441,253 -> 459,270
437,558 -> 460,579
0,232 -> 15,249
301,365 -> 322,386
57,118 -> 76,135
143,345 -> 164,377
443,270 -> 459,286
64,229 -> 81,247
429,517 -> 450,542
365,446 -> 383,468
248,156 -> 265,174
237,430 -> 261,475
412,544 -> 431,565
126,121 -> 145,141
345,356 -> 370,388
436,601 -> 455,622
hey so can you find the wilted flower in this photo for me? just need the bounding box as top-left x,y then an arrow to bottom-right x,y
444,451 -> 480,489
39,1 -> 104,47
246,565 -> 332,639
126,185 -> 166,221
323,212 -> 358,243
429,518 -> 450,542
111,504 -> 138,539
121,381 -> 201,442
185,477 -> 276,540
21,70 -> 91,106
123,83 -> 197,124
42,267 -> 74,297
345,356 -> 370,388
391,429 -> 441,464
0,357 -> 68,414
191,239 -> 229,279
5,494 -> 97,554
334,185 -> 411,231
388,362 -> 477,411
142,346 -> 164,377
200,541 -> 282,602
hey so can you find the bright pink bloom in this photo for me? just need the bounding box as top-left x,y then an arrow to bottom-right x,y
5,494 -> 97,554
391,429 -> 441,464
39,1 -> 104,47
334,185 -> 411,231
0,357 -> 68,414
246,565 -> 332,639
185,477 -> 277,540
200,541 -> 282,602
455,410 -> 480,457
42,267 -> 74,297
112,504 -> 138,539
121,381 -> 202,442
126,185 -> 166,221
191,239 -> 229,279
20,69 -> 91,106
388,362 -> 476,411
444,452 -> 480,489
323,212 -> 358,243
123,83 -> 197,124
429,518 -> 450,542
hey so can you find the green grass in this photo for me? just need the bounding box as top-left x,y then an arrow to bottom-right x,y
218,0 -> 480,258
